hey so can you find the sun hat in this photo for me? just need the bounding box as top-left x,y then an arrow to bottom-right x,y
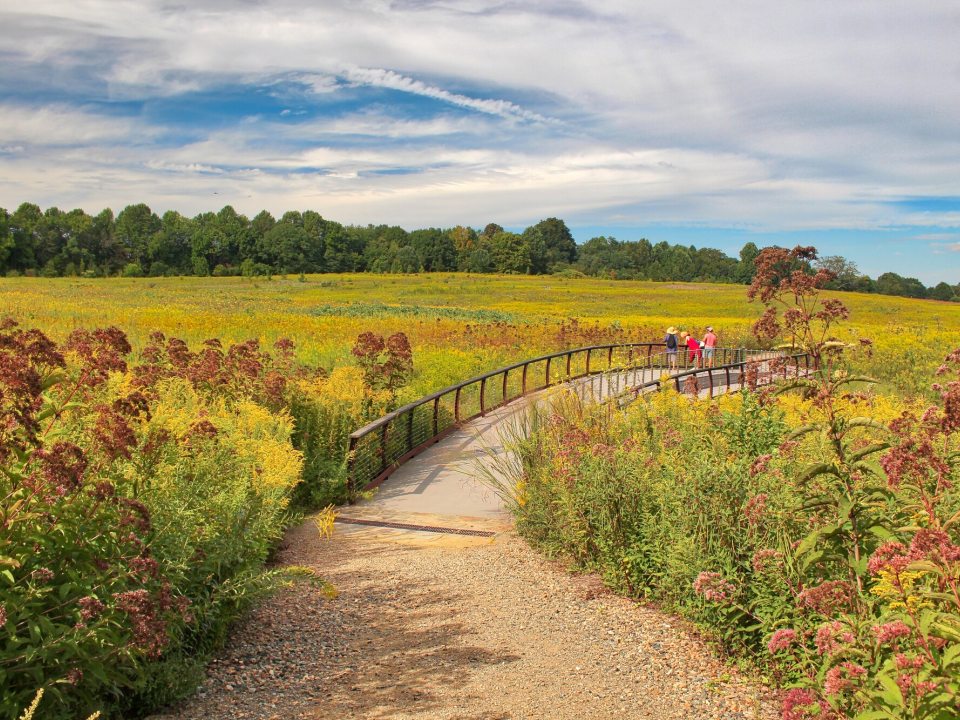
667,326 -> 677,334
706,326 -> 713,331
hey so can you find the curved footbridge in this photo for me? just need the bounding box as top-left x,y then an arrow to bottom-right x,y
336,344 -> 811,543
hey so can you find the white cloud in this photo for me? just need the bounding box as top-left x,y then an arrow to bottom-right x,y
342,67 -> 550,123
0,104 -> 142,145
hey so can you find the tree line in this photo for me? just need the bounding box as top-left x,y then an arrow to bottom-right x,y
0,202 -> 956,301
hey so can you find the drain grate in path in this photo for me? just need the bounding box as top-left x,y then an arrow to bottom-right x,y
335,517 -> 497,537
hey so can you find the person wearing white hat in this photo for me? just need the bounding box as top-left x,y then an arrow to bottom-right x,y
664,326 -> 679,371
703,326 -> 718,367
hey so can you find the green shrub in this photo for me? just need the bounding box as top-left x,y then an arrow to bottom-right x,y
0,323 -> 309,718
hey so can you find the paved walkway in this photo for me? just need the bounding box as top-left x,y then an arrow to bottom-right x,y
336,367 -> 666,540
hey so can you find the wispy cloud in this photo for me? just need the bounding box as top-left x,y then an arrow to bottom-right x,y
343,67 -> 551,123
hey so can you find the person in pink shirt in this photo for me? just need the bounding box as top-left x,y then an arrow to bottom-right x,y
703,326 -> 717,367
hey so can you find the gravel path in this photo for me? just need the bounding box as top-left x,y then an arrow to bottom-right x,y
152,521 -> 777,720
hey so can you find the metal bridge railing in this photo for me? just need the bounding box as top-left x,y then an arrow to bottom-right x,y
616,351 -> 814,404
346,343 -> 785,496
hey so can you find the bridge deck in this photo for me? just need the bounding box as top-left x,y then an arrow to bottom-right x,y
336,367 -> 673,537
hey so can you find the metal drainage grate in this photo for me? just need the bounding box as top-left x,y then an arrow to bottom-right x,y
335,517 -> 496,537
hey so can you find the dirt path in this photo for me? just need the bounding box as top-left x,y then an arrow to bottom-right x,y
154,520 -> 777,720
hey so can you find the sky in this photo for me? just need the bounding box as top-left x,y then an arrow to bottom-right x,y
1,1 -> 959,284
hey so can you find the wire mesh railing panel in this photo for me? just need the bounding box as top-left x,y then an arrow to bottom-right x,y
525,359 -> 549,391
567,348 -> 589,378
410,403 -> 435,448
608,345 -> 636,370
383,416 -> 409,469
350,430 -> 383,491
483,372 -> 507,410
504,369 -> 525,404
458,381 -> 482,421
436,395 -> 457,434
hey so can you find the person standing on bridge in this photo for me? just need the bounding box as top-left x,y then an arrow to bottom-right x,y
664,326 -> 679,371
703,326 -> 717,367
683,331 -> 702,369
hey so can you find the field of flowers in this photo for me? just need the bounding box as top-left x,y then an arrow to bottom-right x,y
1,269 -> 959,718
2,273 -> 958,398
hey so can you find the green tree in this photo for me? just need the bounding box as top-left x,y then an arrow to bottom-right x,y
262,221 -> 310,273
150,211 -> 193,273
247,210 -> 276,264
929,281 -> 956,302
0,208 -> 13,273
815,255 -> 861,291
115,203 -> 161,268
323,220 -> 363,272
489,231 -> 529,274
409,228 -> 456,271
448,225 -> 479,270
522,217 -> 577,273
8,202 -> 43,271
737,242 -> 760,283
876,271 -> 927,298
480,223 -> 504,240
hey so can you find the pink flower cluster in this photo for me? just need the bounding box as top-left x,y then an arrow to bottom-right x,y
781,688 -> 833,720
872,620 -> 911,645
814,621 -> 855,656
823,661 -> 866,696
743,493 -> 768,525
767,628 -> 797,654
752,548 -> 782,573
894,654 -> 939,699
797,580 -> 854,615
693,571 -> 736,603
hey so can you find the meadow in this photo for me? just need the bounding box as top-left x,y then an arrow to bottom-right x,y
3,273 -> 958,398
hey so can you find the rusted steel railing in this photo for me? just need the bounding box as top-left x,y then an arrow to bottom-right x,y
346,343 -> 766,496
616,351 -> 814,405
347,342 -> 655,495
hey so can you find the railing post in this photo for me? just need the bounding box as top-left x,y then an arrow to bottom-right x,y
607,346 -> 614,369
347,436 -> 358,500
480,377 -> 486,415
522,362 -> 528,394
432,396 -> 439,435
565,352 -> 572,377
708,366 -> 714,398
647,344 -> 652,369
586,348 -> 592,374
407,409 -> 415,453
380,422 -> 389,473
674,375 -> 681,393
545,356 -> 552,388
725,365 -> 731,389
502,369 -> 509,403
455,387 -> 462,423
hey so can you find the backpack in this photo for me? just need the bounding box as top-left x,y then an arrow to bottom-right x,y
665,334 -> 677,350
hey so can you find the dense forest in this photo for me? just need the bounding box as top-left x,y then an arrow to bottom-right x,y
0,202 -> 956,301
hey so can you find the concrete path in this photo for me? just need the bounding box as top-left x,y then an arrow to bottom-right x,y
336,367 -> 667,539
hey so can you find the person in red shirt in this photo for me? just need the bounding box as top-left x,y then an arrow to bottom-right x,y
681,331 -> 702,368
